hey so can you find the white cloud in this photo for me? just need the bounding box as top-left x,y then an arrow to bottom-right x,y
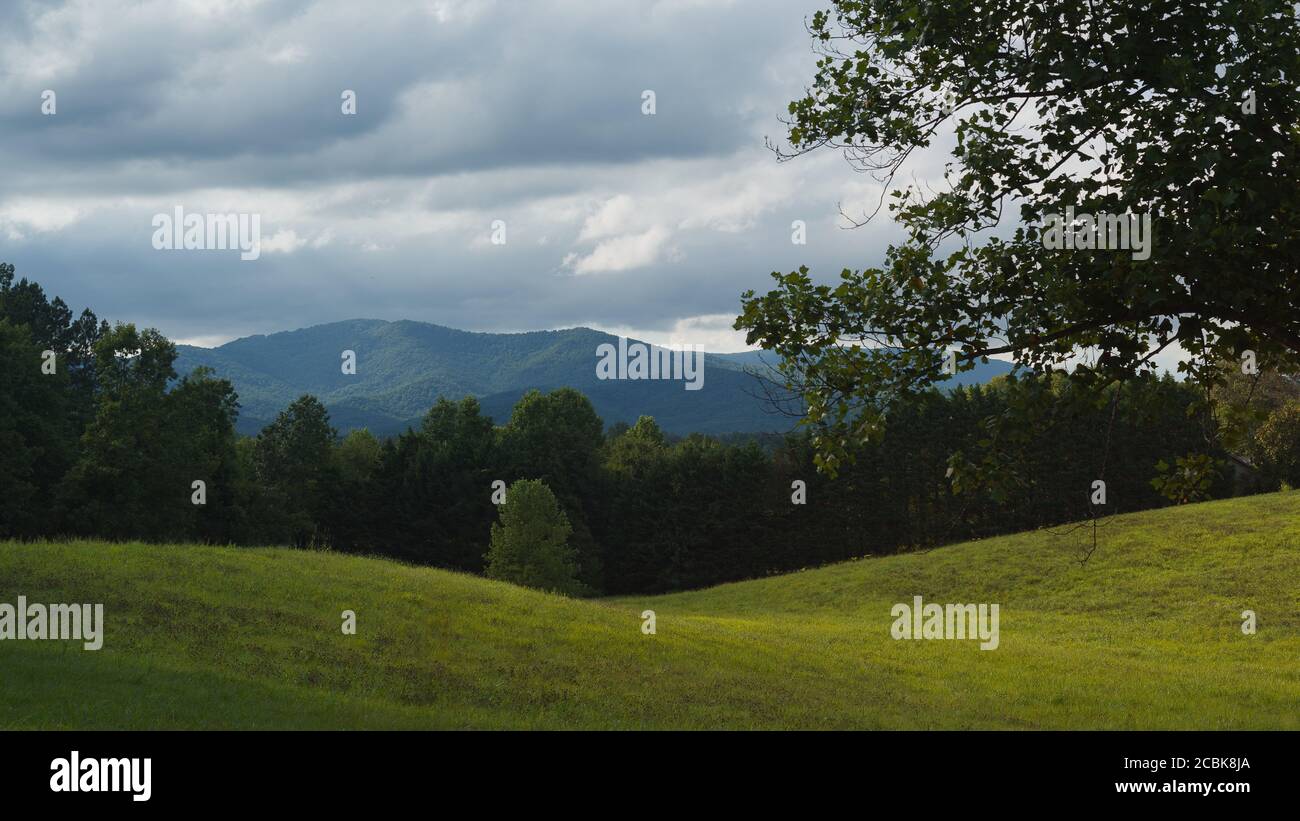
591,313 -> 753,352
266,43 -> 309,65
577,194 -> 639,242
179,0 -> 268,18
261,229 -> 307,254
172,332 -> 237,348
565,225 -> 671,275
423,0 -> 497,24
0,0 -> 930,345
0,199 -> 85,233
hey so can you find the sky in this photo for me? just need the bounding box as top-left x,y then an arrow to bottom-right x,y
0,0 -> 1193,373
1,0 -> 964,352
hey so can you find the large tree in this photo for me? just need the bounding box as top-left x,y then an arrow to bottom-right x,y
253,395 -> 338,547
0,321 -> 74,537
737,1 -> 1300,475
485,479 -> 583,596
500,388 -> 606,589
1,261 -> 106,424
356,397 -> 500,568
62,323 -> 240,540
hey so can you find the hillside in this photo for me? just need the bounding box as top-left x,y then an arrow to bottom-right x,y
5,492 -> 1294,730
172,320 -> 1014,436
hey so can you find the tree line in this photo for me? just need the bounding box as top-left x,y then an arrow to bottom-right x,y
2,263 -> 1283,594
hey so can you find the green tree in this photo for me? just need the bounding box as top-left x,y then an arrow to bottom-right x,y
605,415 -> 668,474
336,428 -> 382,485
1209,360 -> 1300,462
61,325 -> 243,541
501,388 -> 606,589
165,367 -> 243,542
416,397 -> 500,569
602,417 -> 675,592
738,0 -> 1300,475
1253,402 -> 1300,488
348,397 -> 501,567
501,389 -> 604,492
319,428 -> 383,553
485,479 -> 582,595
0,321 -> 74,537
62,324 -> 180,539
253,395 -> 338,547
1,261 -> 106,425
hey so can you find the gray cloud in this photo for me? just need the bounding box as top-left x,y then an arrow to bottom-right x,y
0,0 -> 949,351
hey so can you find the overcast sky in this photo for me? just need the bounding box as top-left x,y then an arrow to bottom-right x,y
0,0 -> 957,350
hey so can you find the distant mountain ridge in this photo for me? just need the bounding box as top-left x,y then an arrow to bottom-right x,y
173,319 -> 1014,436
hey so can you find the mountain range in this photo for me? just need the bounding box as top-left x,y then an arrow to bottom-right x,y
173,319 -> 1014,436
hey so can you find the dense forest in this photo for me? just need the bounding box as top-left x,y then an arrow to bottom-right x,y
2,262 -> 1283,594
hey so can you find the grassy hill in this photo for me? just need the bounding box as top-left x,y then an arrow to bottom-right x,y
2,492 -> 1297,730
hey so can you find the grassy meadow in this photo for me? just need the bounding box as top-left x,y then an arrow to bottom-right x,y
2,491 -> 1298,729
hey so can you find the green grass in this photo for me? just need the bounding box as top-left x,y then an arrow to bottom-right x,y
3,492 -> 1299,729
